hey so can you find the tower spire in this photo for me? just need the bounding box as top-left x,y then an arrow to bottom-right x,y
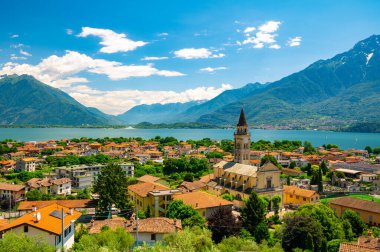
237,105 -> 248,127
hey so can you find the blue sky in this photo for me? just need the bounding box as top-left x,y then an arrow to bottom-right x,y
1,0 -> 380,114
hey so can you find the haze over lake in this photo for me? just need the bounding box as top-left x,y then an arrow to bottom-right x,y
0,128 -> 379,150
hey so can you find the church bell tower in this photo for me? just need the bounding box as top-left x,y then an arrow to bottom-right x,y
234,107 -> 251,165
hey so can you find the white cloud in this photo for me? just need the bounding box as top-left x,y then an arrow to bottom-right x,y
141,56 -> 169,61
0,50 -> 184,88
10,54 -> 27,60
157,32 -> 168,37
66,29 -> 73,35
68,83 -> 233,114
174,48 -> 225,59
258,21 -> 281,33
287,36 -> 302,47
241,21 -> 282,49
77,27 -> 147,53
200,67 -> 227,73
243,27 -> 256,33
10,43 -> 24,48
20,49 -> 32,57
10,34 -> 19,38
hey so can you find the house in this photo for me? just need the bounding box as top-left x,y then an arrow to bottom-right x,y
16,157 -> 36,172
0,203 -> 81,251
55,164 -> 106,189
137,175 -> 161,184
329,197 -> 380,225
339,236 -> 380,252
119,162 -> 134,177
0,182 -> 25,205
0,160 -> 16,171
282,168 -> 304,177
25,178 -> 71,196
172,191 -> 233,218
128,182 -> 180,217
360,173 -> 378,183
178,181 -> 206,193
283,185 -> 320,206
87,216 -> 181,243
17,199 -> 96,212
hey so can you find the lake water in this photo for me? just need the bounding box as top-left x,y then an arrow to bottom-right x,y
0,128 -> 379,150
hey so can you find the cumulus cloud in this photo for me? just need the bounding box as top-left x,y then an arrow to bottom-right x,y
174,48 -> 225,59
287,36 -> 302,47
0,50 -> 184,88
77,27 -> 147,53
200,67 -> 227,73
141,56 -> 169,61
20,49 -> 32,57
10,43 -> 24,48
240,21 -> 282,49
10,54 -> 27,60
68,83 -> 233,114
10,34 -> 19,38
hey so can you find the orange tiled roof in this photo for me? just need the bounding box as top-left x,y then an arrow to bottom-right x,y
0,203 -> 81,235
17,199 -> 96,211
0,183 -> 25,192
128,182 -> 169,197
329,197 -> 380,214
173,191 -> 232,209
283,185 -> 318,198
88,217 -> 182,234
137,175 -> 161,183
199,174 -> 215,184
21,157 -> 36,162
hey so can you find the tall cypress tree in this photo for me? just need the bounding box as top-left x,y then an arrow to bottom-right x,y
241,192 -> 267,236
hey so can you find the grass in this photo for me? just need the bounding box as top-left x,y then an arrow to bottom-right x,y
320,193 -> 380,204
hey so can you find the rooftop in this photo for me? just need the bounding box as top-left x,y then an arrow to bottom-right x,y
173,191 -> 232,209
215,161 -> 258,177
0,182 -> 25,192
329,197 -> 380,214
128,182 -> 169,197
284,185 -> 318,198
18,199 -> 96,211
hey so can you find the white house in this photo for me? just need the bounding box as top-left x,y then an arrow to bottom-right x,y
16,158 -> 36,172
0,203 -> 81,251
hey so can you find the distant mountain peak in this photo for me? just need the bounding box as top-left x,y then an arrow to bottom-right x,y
353,34 -> 380,51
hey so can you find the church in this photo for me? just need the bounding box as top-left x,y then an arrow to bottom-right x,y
210,108 -> 283,202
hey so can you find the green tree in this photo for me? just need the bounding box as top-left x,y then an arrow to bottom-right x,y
183,173 -> 194,182
365,146 -> 373,154
342,209 -> 366,238
145,205 -> 151,218
289,161 -> 296,169
221,193 -> 235,201
25,189 -> 43,201
254,222 -> 269,243
320,161 -> 328,175
342,219 -> 355,241
282,215 -> 323,252
260,155 -> 279,167
326,239 -> 340,252
207,206 -> 241,243
303,141 -> 316,154
166,200 -> 205,228
318,167 -> 323,193
374,147 -> 380,155
241,192 -> 267,238
271,195 -> 282,223
76,188 -> 91,199
93,163 -> 133,217
0,232 -> 55,252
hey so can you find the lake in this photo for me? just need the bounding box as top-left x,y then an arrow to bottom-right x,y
0,128 -> 379,150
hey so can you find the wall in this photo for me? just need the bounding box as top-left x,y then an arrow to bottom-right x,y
330,203 -> 380,225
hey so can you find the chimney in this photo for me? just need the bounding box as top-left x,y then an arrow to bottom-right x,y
68,208 -> 73,215
32,205 -> 37,212
195,203 -> 198,208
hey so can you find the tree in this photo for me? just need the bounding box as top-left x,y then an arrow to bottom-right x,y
303,141 -> 316,154
0,232 -> 55,252
76,188 -> 91,199
318,167 -> 323,193
145,205 -> 151,218
286,176 -> 291,186
365,146 -> 373,154
289,161 -> 296,169
241,192 -> 267,237
327,239 -> 340,252
254,222 -> 269,243
342,219 -> 355,241
221,193 -> 234,201
93,163 -> 133,217
374,147 -> 380,155
320,161 -> 328,175
166,200 -> 205,228
183,173 -> 194,182
271,195 -> 282,221
282,215 -> 323,252
26,189 -> 42,201
207,206 -> 242,243
342,209 -> 366,237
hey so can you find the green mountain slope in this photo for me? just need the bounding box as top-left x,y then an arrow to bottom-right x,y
198,35 -> 380,128
0,75 -> 116,126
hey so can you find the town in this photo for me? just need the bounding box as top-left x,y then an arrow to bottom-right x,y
0,109 -> 379,251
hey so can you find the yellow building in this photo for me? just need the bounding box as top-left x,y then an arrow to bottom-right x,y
283,185 -> 320,206
172,191 -> 233,218
329,197 -> 380,225
208,108 -> 283,204
128,182 -> 180,217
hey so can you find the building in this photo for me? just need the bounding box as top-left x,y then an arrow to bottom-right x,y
55,164 -> 105,189
128,182 -> 180,217
283,185 -> 320,206
234,108 -> 251,165
16,157 -> 36,172
25,178 -> 71,196
329,197 -> 380,225
17,199 -> 96,212
173,191 -> 233,218
178,181 -> 206,193
210,108 -> 283,202
87,216 -> 181,243
360,173 -> 378,182
339,236 -> 380,252
119,162 -> 134,177
0,182 -> 25,205
0,203 -> 81,251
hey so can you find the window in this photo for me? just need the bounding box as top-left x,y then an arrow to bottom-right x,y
290,195 -> 293,198
24,225 -> 28,233
303,197 -> 306,201
151,234 -> 156,241
56,235 -> 61,245
203,211 -> 206,217
296,196 -> 299,199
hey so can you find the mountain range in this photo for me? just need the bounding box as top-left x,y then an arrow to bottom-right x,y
1,35 -> 380,130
